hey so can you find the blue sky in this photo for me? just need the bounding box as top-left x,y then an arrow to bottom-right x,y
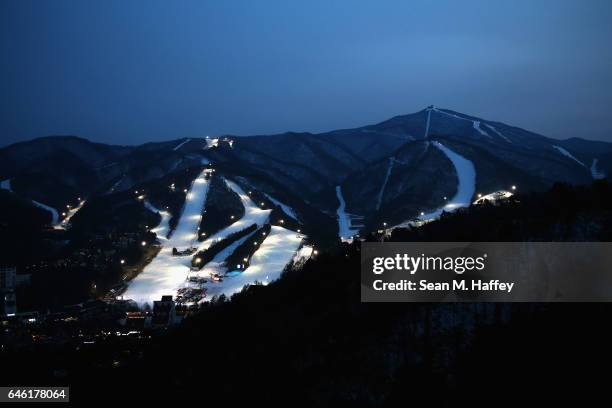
1,0 -> 612,145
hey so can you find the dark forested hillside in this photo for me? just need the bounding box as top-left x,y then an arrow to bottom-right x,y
3,181 -> 612,404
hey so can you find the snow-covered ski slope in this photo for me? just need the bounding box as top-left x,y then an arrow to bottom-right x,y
55,199 -> 86,230
144,201 -> 172,241
264,192 -> 299,221
202,225 -> 304,299
123,170 -> 210,305
0,179 -> 11,191
1,178 -> 61,225
395,141 -> 475,228
124,175 -> 278,306
591,159 -> 606,179
375,157 -> 395,211
173,138 -> 191,151
195,179 -> 271,253
32,200 -> 60,225
419,141 -> 476,220
336,185 -> 360,240
430,107 -> 516,143
552,145 -> 586,167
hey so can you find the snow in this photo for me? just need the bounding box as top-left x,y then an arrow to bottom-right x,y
263,193 -> 299,221
173,138 -> 191,151
144,201 -> 172,241
31,200 -> 60,225
375,157 -> 395,211
107,176 -> 125,194
424,108 -> 432,138
1,178 -> 61,226
124,174 -> 278,306
395,141 -> 476,228
187,230 -> 258,282
419,142 -> 475,220
472,121 -> 491,138
552,146 -> 586,167
123,170 -> 210,306
591,159 -> 605,179
204,137 -> 219,149
483,124 -> 512,143
335,185 -> 360,241
201,226 -> 304,300
292,245 -> 313,265
195,179 -> 271,252
1,179 -> 12,192
432,108 -> 493,139
55,199 -> 86,230
473,190 -> 513,205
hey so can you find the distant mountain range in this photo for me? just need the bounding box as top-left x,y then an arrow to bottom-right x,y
1,106 -> 610,237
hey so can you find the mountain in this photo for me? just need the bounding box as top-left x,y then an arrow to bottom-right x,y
1,107 -> 610,237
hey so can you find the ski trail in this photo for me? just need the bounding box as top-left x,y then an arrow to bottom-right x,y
107,176 -> 125,194
195,179 -> 271,253
424,108 -> 432,138
201,225 -> 304,300
432,108 -> 493,139
472,121 -> 491,138
32,201 -> 60,225
419,141 -> 476,220
263,192 -> 299,221
552,146 -> 586,167
336,185 -> 360,240
375,157 -> 395,211
484,123 -> 512,143
591,159 -> 606,179
1,178 -> 61,225
394,141 -> 476,228
1,179 -> 12,192
173,138 -> 191,151
144,201 -> 172,241
55,199 -> 86,230
123,169 -> 210,306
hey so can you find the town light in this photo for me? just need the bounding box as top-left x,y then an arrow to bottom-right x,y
280,219 -> 284,224
120,259 -> 125,264
254,242 -> 258,245
511,185 -> 517,190
420,212 -> 425,216
141,241 -> 147,246
230,215 -> 235,219
383,222 -> 387,227
477,193 -> 482,198
260,202 -> 265,206
195,257 -> 202,264
243,258 -> 248,262
313,250 -> 319,255
444,196 -> 448,200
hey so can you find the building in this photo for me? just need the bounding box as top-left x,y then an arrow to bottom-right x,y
0,267 -> 16,291
0,267 -> 17,316
152,296 -> 177,327
1,292 -> 16,316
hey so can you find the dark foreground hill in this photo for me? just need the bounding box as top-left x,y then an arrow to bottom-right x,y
2,181 -> 611,405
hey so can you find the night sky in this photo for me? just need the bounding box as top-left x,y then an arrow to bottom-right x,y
2,0 -> 612,146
